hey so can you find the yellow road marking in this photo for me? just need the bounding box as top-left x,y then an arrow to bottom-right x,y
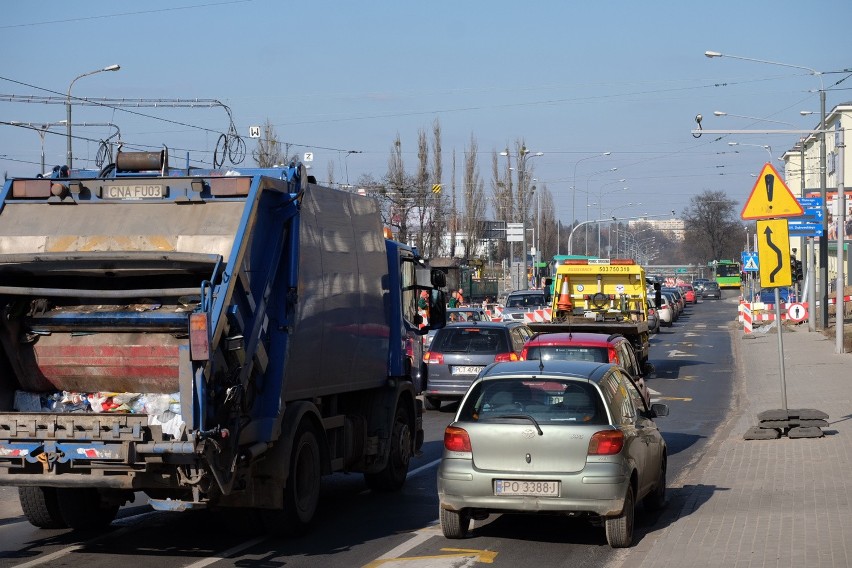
364,548 -> 497,567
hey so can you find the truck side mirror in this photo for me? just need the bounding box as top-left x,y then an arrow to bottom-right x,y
429,290 -> 447,330
431,269 -> 446,288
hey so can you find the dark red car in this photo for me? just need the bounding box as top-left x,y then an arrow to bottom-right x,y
520,332 -> 651,406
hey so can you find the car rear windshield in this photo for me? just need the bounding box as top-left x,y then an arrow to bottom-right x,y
458,378 -> 607,425
431,328 -> 509,354
524,345 -> 608,363
506,294 -> 547,308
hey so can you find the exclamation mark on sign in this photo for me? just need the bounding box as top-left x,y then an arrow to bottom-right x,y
765,173 -> 774,204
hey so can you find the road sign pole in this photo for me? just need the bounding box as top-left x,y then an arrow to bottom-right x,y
807,238 -> 816,331
775,287 -> 788,411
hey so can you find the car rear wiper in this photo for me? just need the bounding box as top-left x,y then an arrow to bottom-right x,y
493,414 -> 543,435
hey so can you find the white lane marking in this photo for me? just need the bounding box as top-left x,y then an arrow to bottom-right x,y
666,349 -> 695,357
408,458 -> 441,478
183,536 -> 267,568
12,545 -> 84,568
367,526 -> 438,563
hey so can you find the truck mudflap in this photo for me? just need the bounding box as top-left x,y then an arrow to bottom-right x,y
0,412 -> 197,489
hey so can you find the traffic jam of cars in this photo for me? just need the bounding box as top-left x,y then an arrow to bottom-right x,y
426,266 -> 719,548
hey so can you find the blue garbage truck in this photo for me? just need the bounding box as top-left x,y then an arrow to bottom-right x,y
0,149 -> 446,532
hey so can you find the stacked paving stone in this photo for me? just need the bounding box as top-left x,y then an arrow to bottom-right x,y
744,408 -> 829,440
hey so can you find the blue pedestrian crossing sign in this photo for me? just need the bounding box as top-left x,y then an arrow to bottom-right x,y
742,251 -> 759,272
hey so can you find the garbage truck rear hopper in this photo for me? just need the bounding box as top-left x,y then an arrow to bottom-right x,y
0,150 -> 446,532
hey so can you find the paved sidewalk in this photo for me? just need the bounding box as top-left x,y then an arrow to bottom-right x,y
621,321 -> 852,568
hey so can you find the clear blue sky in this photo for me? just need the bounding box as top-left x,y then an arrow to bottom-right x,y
2,0 -> 850,222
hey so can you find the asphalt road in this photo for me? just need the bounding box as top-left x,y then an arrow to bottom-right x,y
0,295 -> 738,568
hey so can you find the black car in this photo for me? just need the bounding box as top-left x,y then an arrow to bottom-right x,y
422,321 -> 534,410
702,281 -> 721,299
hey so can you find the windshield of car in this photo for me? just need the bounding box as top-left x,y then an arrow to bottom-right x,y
431,327 -> 509,354
505,294 -> 547,308
524,345 -> 608,363
448,309 -> 482,322
458,378 -> 607,425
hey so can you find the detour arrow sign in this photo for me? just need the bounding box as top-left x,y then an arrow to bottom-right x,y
756,219 -> 792,287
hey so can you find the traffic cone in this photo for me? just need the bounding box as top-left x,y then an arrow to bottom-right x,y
556,279 -> 572,311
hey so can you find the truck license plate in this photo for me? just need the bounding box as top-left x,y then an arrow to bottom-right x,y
494,480 -> 560,497
102,184 -> 164,199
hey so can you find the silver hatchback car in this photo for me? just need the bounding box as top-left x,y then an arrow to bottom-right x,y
437,360 -> 669,548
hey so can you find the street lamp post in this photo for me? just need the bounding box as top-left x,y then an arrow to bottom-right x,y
713,111 -> 795,127
567,212 -> 671,257
9,121 -> 64,174
596,180 -> 627,256
584,168 -> 618,255
504,147 -> 543,289
67,64 -> 120,169
567,152 -> 611,255
344,150 -> 361,186
728,141 -> 773,162
705,50 -> 829,329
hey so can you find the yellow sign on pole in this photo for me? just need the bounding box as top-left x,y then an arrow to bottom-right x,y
756,219 -> 792,287
741,163 -> 803,220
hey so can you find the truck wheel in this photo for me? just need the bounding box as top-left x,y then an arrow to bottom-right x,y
280,421 -> 322,534
55,488 -> 119,530
440,506 -> 470,538
605,484 -> 635,548
424,396 -> 441,411
19,486 -> 67,529
364,403 -> 412,492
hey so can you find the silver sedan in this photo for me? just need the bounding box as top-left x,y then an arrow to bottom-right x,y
437,360 -> 669,548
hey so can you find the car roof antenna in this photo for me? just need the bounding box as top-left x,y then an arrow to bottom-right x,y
538,357 -> 544,373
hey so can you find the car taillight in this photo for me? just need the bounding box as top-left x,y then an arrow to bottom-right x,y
588,430 -> 624,455
608,346 -> 619,364
424,351 -> 443,364
494,352 -> 518,362
519,349 -> 529,361
444,426 -> 472,452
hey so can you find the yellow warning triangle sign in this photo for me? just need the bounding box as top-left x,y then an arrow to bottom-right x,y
741,162 -> 803,220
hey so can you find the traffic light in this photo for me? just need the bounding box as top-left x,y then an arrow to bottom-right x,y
794,260 -> 803,282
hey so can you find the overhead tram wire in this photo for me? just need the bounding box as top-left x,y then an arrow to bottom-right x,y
0,80 -> 360,163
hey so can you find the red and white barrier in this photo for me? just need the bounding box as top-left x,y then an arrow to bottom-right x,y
523,308 -> 553,323
741,303 -> 752,334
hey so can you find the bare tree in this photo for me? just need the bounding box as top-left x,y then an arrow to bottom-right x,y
462,134 -> 485,259
252,119 -> 299,167
326,160 -> 336,188
681,190 -> 742,263
428,119 -> 445,257
253,119 -> 283,167
491,149 -> 513,262
381,135 -> 419,244
450,151 -> 458,258
538,185 -> 556,261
